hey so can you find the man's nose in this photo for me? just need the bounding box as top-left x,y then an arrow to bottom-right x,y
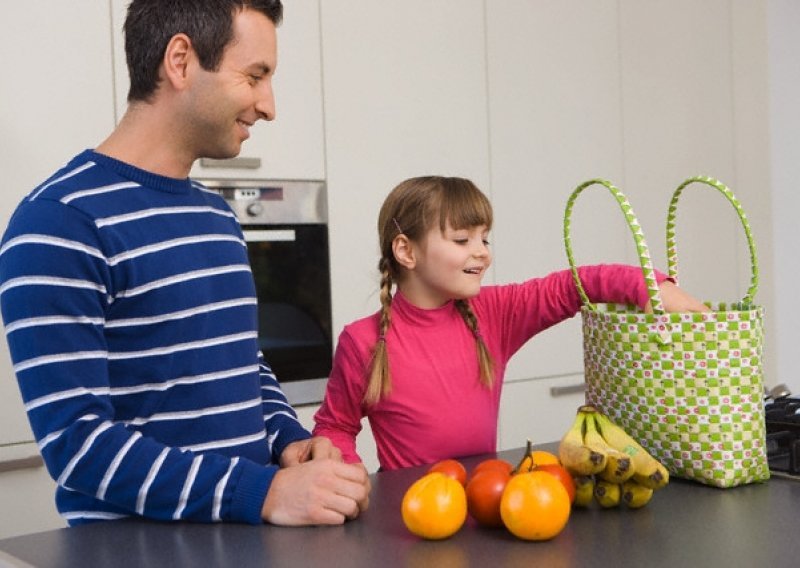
256,83 -> 276,122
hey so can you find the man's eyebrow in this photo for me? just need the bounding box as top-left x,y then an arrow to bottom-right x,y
248,63 -> 273,75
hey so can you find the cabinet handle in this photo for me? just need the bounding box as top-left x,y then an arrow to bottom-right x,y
549,383 -> 586,397
0,455 -> 44,473
199,157 -> 262,169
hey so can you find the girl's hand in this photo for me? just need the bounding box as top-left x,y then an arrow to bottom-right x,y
645,280 -> 710,313
280,436 -> 343,467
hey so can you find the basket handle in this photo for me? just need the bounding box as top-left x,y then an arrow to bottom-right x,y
666,176 -> 758,307
563,179 -> 665,314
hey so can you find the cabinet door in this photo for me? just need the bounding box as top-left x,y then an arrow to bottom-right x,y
319,0 -> 492,334
486,1 -> 630,382
498,375 -> 587,450
110,0 -> 325,180
618,0 -> 740,299
0,2 -> 115,447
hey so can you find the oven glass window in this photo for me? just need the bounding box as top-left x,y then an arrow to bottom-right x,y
246,224 -> 333,382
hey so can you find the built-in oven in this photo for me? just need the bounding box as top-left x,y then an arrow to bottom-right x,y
202,179 -> 332,406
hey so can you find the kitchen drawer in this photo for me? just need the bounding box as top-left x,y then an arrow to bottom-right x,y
498,374 -> 587,451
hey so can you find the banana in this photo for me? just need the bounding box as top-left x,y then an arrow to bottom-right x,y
581,412 -> 634,483
621,479 -> 654,509
593,412 -> 670,490
558,411 -> 607,476
572,475 -> 595,508
593,479 -> 621,508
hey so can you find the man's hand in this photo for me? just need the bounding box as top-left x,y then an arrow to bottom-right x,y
280,436 -> 342,467
261,459 -> 371,526
646,280 -> 710,314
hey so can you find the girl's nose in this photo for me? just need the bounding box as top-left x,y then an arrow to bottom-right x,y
474,241 -> 490,257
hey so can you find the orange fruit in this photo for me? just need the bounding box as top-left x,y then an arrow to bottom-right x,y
500,471 -> 571,541
516,450 -> 560,473
534,463 -> 577,503
401,472 -> 467,540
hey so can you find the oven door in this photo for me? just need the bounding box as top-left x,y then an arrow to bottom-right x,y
244,224 -> 332,405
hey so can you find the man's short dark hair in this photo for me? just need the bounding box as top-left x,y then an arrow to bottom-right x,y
124,0 -> 283,102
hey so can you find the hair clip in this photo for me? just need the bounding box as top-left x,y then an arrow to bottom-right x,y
392,218 -> 403,235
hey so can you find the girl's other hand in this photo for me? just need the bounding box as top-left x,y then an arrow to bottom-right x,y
645,280 -> 710,314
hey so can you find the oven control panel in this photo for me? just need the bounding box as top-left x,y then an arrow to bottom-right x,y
199,179 -> 327,225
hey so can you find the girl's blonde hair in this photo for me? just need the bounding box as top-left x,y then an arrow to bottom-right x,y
364,176 -> 495,405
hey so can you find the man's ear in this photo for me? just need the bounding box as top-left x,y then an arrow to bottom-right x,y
392,235 -> 416,270
162,33 -> 194,90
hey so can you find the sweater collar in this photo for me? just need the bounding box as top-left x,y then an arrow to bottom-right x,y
84,149 -> 194,194
392,291 -> 457,327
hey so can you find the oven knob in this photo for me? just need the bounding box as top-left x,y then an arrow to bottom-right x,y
246,202 -> 264,217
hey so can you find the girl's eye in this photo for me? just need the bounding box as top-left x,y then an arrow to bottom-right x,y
454,239 -> 468,245
482,239 -> 490,246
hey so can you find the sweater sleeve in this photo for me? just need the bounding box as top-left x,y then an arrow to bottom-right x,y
0,198 -> 273,525
257,354 -> 312,463
312,328 -> 368,464
479,264 -> 667,361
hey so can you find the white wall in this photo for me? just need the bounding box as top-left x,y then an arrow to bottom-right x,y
768,0 -> 800,394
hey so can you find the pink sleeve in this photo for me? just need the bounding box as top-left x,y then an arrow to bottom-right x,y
312,330 -> 369,464
477,264 -> 668,361
577,263 -> 669,309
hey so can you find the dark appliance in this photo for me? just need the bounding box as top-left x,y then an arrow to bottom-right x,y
764,390 -> 800,479
204,179 -> 332,406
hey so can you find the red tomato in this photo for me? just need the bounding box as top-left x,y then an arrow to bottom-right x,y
534,463 -> 576,503
428,459 -> 467,486
468,458 -> 513,481
465,468 -> 510,527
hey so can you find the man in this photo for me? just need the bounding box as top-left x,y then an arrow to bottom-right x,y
0,0 -> 369,526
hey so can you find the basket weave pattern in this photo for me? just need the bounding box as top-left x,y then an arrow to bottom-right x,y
565,177 -> 769,488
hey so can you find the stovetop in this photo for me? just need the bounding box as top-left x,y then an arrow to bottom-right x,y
764,395 -> 800,478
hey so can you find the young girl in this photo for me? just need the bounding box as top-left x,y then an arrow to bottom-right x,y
313,176 -> 707,471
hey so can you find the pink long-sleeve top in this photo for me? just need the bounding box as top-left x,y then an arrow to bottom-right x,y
313,264 -> 662,471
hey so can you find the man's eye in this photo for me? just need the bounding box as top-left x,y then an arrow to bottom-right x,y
249,74 -> 263,84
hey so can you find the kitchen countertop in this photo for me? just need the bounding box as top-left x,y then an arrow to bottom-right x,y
1,445 -> 799,568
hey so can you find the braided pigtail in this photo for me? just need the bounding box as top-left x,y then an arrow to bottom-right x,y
454,299 -> 494,388
364,257 -> 394,406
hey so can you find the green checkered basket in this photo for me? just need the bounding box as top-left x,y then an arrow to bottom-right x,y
563,176 -> 769,488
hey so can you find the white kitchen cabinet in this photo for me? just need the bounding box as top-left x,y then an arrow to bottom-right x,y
0,1 -> 115,540
319,0 -> 492,336
110,0 -> 325,180
498,375 -> 587,451
618,0 -> 775,383
486,0 -> 632,382
485,0 -> 774,386
0,2 -> 116,448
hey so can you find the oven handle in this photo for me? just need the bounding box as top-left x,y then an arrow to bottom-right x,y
243,229 -> 297,242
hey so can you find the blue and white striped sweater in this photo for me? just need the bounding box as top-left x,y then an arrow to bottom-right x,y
0,150 -> 310,525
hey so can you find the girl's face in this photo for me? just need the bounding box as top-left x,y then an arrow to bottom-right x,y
398,222 -> 492,309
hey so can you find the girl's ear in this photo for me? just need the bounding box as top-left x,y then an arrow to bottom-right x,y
392,234 -> 416,270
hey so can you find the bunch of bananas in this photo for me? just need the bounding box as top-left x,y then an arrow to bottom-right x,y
558,405 -> 669,509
